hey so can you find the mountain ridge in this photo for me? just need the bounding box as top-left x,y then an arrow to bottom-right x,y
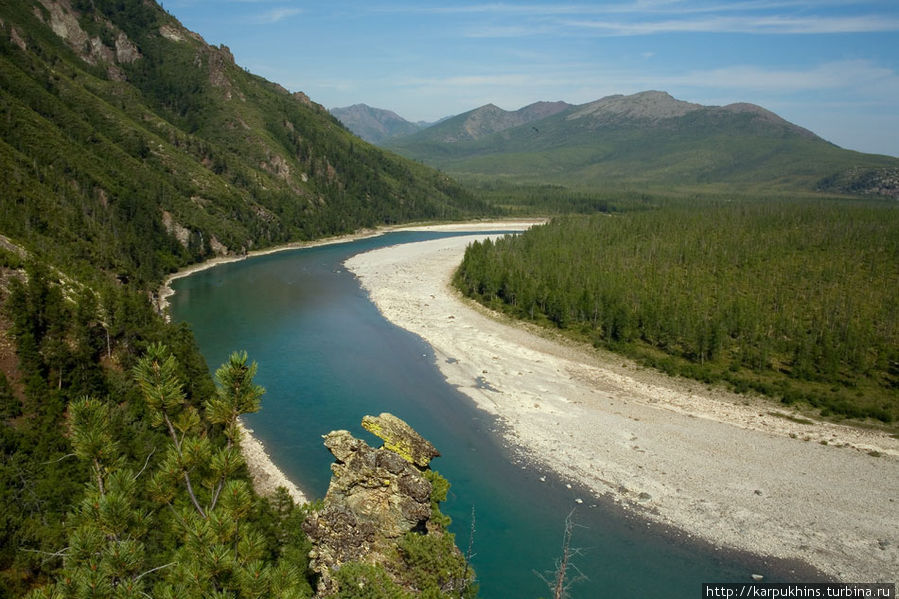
384,90 -> 898,192
404,100 -> 573,144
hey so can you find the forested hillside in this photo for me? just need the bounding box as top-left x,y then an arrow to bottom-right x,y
0,0 -> 483,596
0,0 -> 488,286
455,200 -> 899,425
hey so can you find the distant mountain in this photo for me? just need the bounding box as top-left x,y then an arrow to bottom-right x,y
403,100 -> 572,144
386,91 -> 899,192
330,104 -> 424,144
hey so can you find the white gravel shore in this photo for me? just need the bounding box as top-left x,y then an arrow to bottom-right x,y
238,420 -> 308,504
345,224 -> 899,582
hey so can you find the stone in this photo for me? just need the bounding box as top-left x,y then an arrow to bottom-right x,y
361,412 -> 440,468
304,414 -> 441,596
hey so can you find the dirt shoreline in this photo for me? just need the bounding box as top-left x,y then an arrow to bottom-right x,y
344,229 -> 899,583
156,220 -> 543,506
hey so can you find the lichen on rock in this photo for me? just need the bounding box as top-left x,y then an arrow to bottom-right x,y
361,412 -> 440,468
303,413 -> 471,597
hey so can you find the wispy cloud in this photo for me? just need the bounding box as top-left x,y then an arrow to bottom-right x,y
464,24 -> 555,38
561,15 -> 899,35
663,60 -> 899,95
251,7 -> 301,24
392,59 -> 899,106
377,1 -> 899,37
374,0 -> 894,19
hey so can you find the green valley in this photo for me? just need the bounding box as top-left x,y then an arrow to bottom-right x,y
1,0 -> 898,596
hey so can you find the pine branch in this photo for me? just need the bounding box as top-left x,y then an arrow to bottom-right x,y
93,457 -> 105,496
133,562 -> 175,582
209,477 -> 224,513
183,471 -> 206,518
162,412 -> 180,453
133,447 -> 156,481
41,452 -> 76,465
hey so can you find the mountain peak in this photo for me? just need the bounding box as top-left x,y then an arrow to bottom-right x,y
411,100 -> 572,144
330,104 -> 423,144
569,90 -> 703,122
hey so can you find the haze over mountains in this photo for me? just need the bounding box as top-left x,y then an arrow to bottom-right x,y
335,92 -> 898,195
329,104 -> 428,145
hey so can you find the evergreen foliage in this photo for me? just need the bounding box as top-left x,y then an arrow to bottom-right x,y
1,264 -> 159,595
0,260 -> 317,597
423,470 -> 452,530
332,562 -> 411,599
23,345 -> 314,599
0,0 -> 491,286
455,198 -> 899,424
397,532 -> 477,599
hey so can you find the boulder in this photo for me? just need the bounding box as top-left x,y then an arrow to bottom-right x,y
361,412 -> 440,468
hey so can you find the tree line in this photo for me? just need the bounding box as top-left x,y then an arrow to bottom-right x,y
454,198 -> 899,423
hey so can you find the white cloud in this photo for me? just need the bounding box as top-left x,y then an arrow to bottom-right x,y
251,7 -> 301,24
559,14 -> 899,35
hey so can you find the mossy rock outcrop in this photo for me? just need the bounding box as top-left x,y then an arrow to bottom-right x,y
304,413 -> 471,597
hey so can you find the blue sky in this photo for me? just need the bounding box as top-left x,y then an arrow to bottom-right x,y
164,1 -> 899,156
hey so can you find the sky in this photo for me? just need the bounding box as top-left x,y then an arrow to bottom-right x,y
163,1 -> 899,157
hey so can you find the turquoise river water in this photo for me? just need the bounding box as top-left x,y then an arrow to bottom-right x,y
168,230 -> 816,599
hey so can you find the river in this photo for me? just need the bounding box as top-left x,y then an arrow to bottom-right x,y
168,230 -> 807,599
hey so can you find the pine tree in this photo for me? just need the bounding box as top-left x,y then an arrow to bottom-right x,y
30,346 -> 313,598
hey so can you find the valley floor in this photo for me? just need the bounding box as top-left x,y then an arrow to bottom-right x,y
345,224 -> 899,583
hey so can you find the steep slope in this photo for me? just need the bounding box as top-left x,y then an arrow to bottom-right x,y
0,2 -> 485,595
387,91 -> 899,191
0,0 -> 488,286
330,103 -> 424,144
